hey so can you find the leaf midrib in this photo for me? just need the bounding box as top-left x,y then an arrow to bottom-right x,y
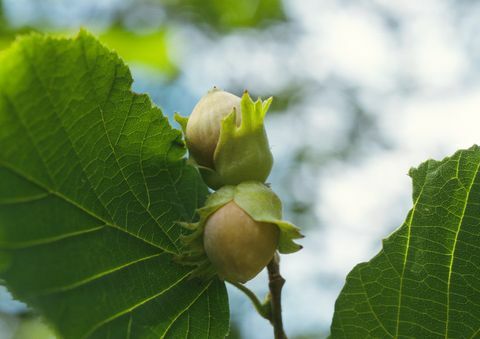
394,165 -> 429,338
0,162 -> 171,253
37,253 -> 165,297
161,282 -> 212,339
394,156 -> 480,338
84,274 -> 211,339
2,42 -> 179,255
444,155 -> 480,338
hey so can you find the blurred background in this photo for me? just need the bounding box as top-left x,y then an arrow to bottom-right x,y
1,0 -> 480,338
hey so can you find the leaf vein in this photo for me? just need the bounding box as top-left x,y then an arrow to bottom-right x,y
78,42 -> 177,252
36,253 -> 163,296
445,155 -> 480,338
0,224 -> 106,249
84,271 -> 192,338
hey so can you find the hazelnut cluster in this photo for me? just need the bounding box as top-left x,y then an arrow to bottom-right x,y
176,88 -> 302,283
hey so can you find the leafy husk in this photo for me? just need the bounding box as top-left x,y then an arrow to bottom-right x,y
178,182 -> 303,279
175,92 -> 273,189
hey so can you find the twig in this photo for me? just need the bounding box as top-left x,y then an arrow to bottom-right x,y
267,253 -> 287,339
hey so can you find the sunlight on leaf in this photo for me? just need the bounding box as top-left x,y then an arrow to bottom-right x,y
331,145 -> 480,338
0,30 -> 228,338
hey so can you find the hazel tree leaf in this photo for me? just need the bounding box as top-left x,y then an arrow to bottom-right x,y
331,145 -> 480,338
0,30 -> 229,339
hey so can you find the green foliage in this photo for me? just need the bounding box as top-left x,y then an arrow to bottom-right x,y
331,145 -> 480,338
0,27 -> 177,78
0,0 -> 4,28
13,317 -> 56,339
0,0 -> 286,57
159,0 -> 286,32
0,31 -> 228,338
99,27 -> 178,78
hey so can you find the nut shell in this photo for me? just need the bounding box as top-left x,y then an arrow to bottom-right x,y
203,201 -> 279,283
186,89 -> 241,168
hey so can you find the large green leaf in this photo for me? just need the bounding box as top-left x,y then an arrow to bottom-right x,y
0,31 -> 229,338
331,145 -> 480,338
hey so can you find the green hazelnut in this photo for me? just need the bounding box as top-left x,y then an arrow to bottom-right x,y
175,88 -> 274,189
179,182 -> 303,282
186,88 -> 241,168
203,201 -> 279,283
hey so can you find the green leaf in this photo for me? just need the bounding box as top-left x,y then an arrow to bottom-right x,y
331,145 -> 480,338
0,31 -> 229,338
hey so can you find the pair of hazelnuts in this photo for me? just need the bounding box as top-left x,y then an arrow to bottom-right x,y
176,88 -> 302,283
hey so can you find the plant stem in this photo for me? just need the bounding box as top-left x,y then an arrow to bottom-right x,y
228,253 -> 287,338
228,281 -> 270,320
267,253 -> 287,339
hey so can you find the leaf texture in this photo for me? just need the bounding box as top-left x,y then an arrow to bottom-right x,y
0,31 -> 229,338
331,145 -> 480,338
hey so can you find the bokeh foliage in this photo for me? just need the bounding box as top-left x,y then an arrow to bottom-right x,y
0,0 -> 286,75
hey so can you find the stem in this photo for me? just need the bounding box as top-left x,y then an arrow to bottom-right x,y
267,253 -> 287,339
228,281 -> 270,320
228,253 -> 288,338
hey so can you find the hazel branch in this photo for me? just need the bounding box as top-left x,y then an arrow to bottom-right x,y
267,253 -> 287,339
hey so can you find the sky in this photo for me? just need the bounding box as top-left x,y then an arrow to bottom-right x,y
204,0 -> 480,337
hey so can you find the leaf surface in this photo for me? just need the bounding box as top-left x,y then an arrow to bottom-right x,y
331,146 -> 480,338
0,31 -> 229,339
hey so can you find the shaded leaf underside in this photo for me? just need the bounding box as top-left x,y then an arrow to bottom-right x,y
0,31 -> 228,338
331,145 -> 480,338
